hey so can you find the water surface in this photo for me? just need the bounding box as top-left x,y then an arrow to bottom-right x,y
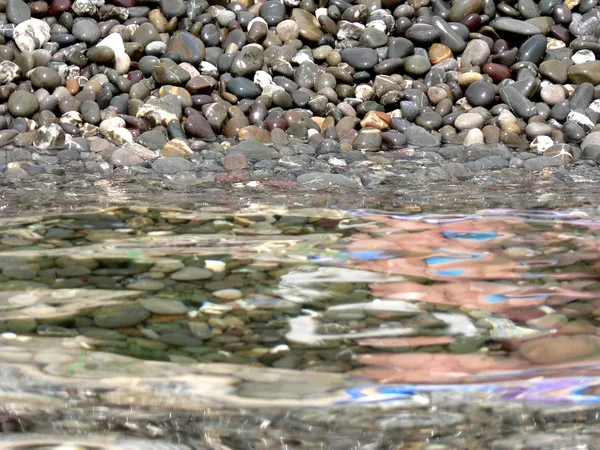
0,204 -> 599,449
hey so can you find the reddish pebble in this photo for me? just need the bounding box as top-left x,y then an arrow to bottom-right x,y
265,118 -> 287,131
549,24 -> 571,44
460,13 -> 481,32
492,39 -> 509,54
222,153 -> 249,171
216,173 -> 249,183
29,1 -> 49,16
128,128 -> 141,139
228,20 -> 242,31
127,70 -> 144,84
112,0 -> 136,6
482,63 -> 512,82
49,0 -> 71,15
263,181 -> 297,189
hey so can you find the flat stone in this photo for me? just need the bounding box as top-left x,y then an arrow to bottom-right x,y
167,31 -> 205,65
228,141 -> 279,161
405,125 -> 441,147
151,156 -> 195,174
518,335 -> 600,364
340,48 -> 379,70
227,77 -> 261,99
94,303 -> 151,328
291,8 -> 323,42
297,172 -> 361,189
7,0 -> 31,24
568,61 -> 600,85
493,17 -> 542,35
171,266 -> 214,281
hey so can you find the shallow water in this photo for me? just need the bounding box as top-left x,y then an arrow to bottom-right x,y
1,203 -> 600,449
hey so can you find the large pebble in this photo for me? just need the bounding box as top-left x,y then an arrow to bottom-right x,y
13,18 -> 50,52
8,91 -> 39,117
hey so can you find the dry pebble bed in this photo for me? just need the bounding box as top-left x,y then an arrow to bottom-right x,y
0,0 -> 600,188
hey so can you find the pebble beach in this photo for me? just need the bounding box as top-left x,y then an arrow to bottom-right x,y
0,0 -> 599,190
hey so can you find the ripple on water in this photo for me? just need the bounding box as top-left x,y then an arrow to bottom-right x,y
0,206 -> 599,447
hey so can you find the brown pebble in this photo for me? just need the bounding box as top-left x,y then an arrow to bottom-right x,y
238,125 -> 271,144
429,43 -> 453,64
66,78 -> 79,95
223,153 -> 249,171
30,0 -> 49,15
360,111 -> 391,131
482,63 -> 512,82
518,335 -> 600,365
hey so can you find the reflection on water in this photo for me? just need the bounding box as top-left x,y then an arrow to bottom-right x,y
1,206 -> 600,448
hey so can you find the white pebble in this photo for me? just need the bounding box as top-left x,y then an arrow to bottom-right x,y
114,51 -> 131,75
530,135 -> 554,154
567,111 -> 594,131
254,70 -> 272,89
291,51 -> 313,65
99,117 -> 126,136
355,84 -> 374,101
315,8 -> 328,19
589,99 -> 600,114
463,128 -> 484,146
328,157 -> 347,167
105,127 -> 133,146
199,61 -> 219,78
13,19 -> 50,52
572,49 -> 595,65
498,109 -> 517,127
97,32 -> 125,56
454,112 -> 484,130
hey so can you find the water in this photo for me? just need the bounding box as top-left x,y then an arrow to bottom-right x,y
1,201 -> 600,449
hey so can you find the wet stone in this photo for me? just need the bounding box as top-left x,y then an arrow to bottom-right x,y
8,91 -> 38,117
340,48 -> 379,71
227,78 -> 261,99
72,18 -> 101,44
94,303 -> 151,328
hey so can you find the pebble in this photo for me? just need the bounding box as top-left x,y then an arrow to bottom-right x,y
0,0 -> 592,187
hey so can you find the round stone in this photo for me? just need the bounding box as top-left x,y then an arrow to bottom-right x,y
72,18 -> 101,44
231,45 -> 265,77
415,111 -> 443,130
31,67 -> 62,90
540,84 -> 566,105
167,31 -> 206,65
340,48 -> 379,70
87,46 -> 115,65
429,43 -> 453,64
7,0 -> 31,24
8,90 -> 39,117
171,266 -> 214,281
454,112 -> 485,130
465,81 -> 496,106
404,55 -> 431,76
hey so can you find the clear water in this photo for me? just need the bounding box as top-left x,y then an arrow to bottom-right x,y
0,200 -> 600,449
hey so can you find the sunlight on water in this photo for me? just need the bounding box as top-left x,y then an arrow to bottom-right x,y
0,206 -> 599,448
